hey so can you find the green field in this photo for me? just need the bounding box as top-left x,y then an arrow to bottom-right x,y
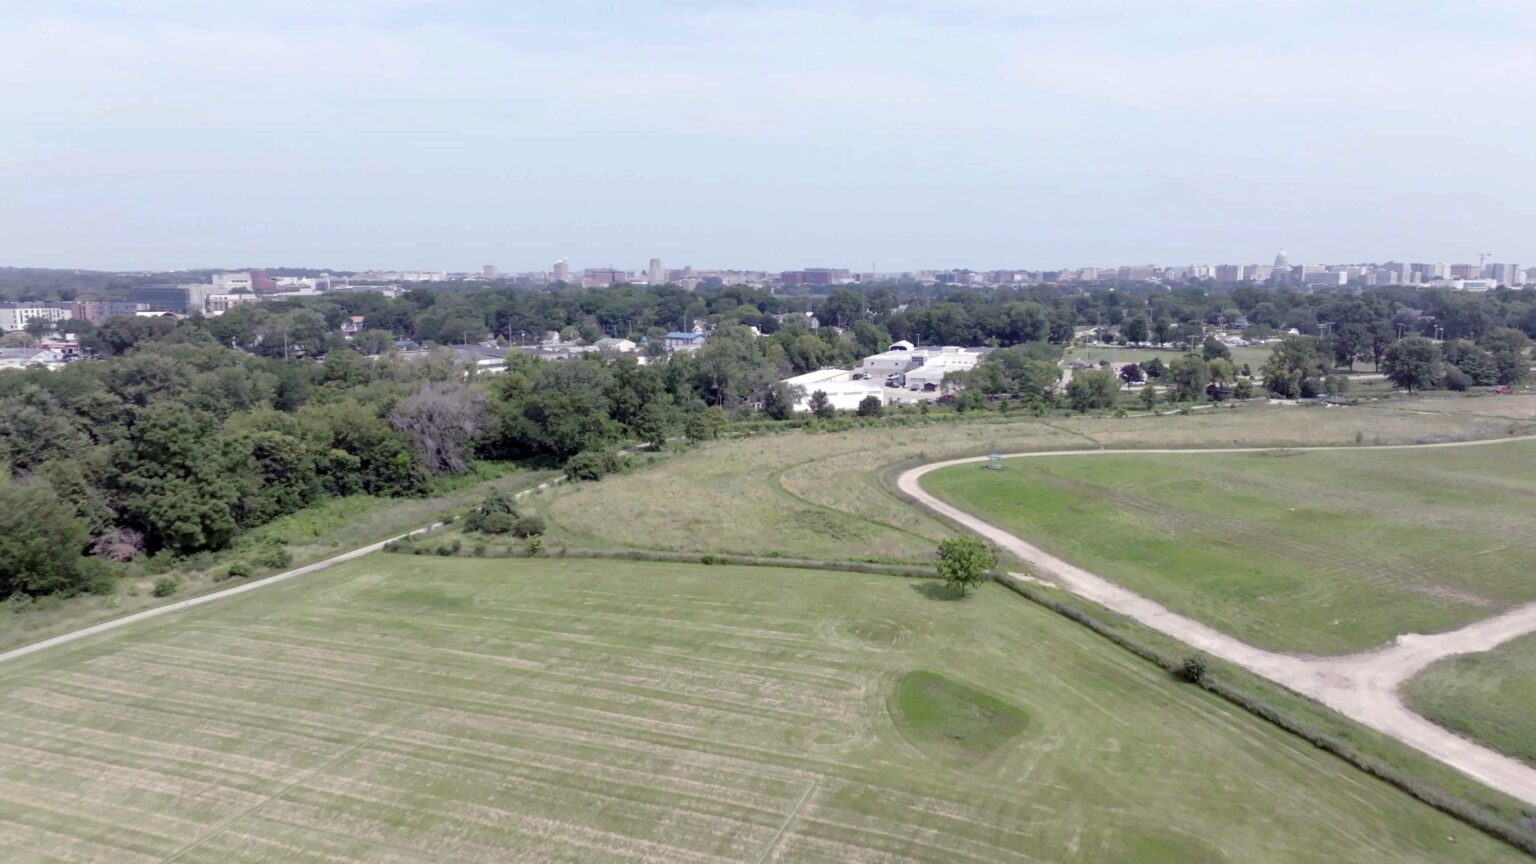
920,440 -> 1536,653
541,396 -> 1536,567
0,556 -> 1517,863
1065,344 -> 1275,372
1406,632 -> 1536,768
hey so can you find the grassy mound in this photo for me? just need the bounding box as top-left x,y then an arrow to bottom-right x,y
893,669 -> 1029,757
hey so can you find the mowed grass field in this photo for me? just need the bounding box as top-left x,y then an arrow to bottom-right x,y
0,556 -> 1521,863
540,395 -> 1536,567
1406,632 -> 1536,768
920,440 -> 1536,654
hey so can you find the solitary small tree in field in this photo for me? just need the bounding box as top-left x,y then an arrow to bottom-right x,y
856,395 -> 884,417
936,535 -> 996,597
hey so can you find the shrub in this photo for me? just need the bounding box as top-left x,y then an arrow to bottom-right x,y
464,491 -> 519,532
152,576 -> 182,597
526,535 -> 544,556
80,560 -> 119,595
564,451 -> 609,481
512,515 -> 546,538
225,562 -> 253,580
1444,366 -> 1472,391
251,546 -> 292,570
479,511 -> 517,534
451,539 -> 462,553
436,544 -> 454,556
1181,655 -> 1208,683
472,544 -> 487,557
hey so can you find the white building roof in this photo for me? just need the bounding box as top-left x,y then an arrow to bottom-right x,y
783,368 -> 852,387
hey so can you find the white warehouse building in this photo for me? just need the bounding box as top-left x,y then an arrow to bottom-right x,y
860,342 -> 992,391
782,368 -> 886,413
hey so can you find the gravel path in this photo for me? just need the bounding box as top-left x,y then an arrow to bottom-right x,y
898,436 -> 1536,807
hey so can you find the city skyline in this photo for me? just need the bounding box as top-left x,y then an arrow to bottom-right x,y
3,2 -> 1535,270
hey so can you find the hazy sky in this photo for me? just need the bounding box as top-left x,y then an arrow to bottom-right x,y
4,1 -> 1534,273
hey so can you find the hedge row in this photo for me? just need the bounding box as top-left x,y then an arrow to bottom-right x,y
383,540 -> 936,578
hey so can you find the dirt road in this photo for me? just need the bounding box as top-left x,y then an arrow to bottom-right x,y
898,436 -> 1536,807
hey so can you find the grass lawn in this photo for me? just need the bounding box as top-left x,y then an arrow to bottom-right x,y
920,440 -> 1536,654
0,556 -> 1518,863
1405,632 -> 1536,768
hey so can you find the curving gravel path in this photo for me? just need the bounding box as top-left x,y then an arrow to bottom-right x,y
898,436 -> 1536,807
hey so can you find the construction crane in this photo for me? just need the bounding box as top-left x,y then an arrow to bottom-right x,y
1471,252 -> 1494,268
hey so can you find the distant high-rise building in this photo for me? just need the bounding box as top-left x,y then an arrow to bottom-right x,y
1274,248 -> 1289,268
1449,263 -> 1480,279
71,300 -> 140,325
482,265 -> 498,279
581,268 -> 625,288
211,271 -> 253,292
648,258 -> 664,285
1487,263 -> 1522,285
553,259 -> 570,283
129,284 -> 213,315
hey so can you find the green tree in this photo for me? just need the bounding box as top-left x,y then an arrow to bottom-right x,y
1123,316 -> 1150,345
1201,336 -> 1231,362
23,316 -> 54,338
1381,336 -> 1443,393
1166,354 -> 1209,402
682,410 -> 712,443
1066,368 -> 1118,412
632,400 -> 674,449
762,383 -> 796,421
935,535 -> 996,597
1442,340 -> 1496,386
1482,328 -> 1531,385
111,402 -> 240,554
808,389 -> 835,419
1143,356 -> 1166,379
0,482 -> 92,596
1138,383 -> 1158,410
856,395 -> 884,417
1260,336 -> 1330,398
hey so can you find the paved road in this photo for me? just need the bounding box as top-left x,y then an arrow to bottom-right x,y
898,435 -> 1536,807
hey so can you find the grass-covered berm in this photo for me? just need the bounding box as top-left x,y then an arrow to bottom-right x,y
540,393 -> 1536,570
0,556 -> 1519,863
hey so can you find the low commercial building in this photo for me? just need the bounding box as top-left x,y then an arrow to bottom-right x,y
0,347 -> 65,370
205,294 -> 264,315
71,300 -> 141,325
665,332 -> 706,351
859,342 -> 992,390
782,368 -> 885,412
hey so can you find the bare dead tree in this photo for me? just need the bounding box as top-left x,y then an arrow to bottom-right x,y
388,382 -> 488,475
90,527 -> 146,562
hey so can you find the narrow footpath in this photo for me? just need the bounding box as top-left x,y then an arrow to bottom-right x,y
898,435 -> 1536,808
